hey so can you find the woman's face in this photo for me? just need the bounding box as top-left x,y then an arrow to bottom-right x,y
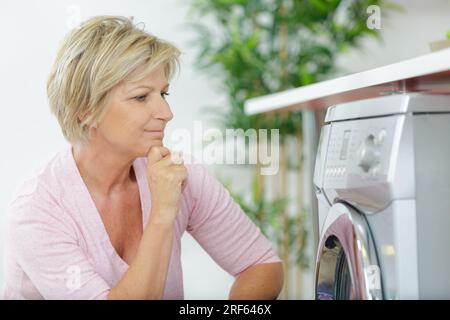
92,65 -> 174,158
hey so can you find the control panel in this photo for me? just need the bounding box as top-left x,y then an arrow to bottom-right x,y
322,115 -> 404,189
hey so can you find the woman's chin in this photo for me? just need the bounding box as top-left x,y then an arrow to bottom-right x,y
139,140 -> 164,157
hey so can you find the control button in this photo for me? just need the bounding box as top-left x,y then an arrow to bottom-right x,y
358,134 -> 381,173
376,129 -> 387,145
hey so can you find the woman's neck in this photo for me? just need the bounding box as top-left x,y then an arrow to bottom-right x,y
72,140 -> 136,196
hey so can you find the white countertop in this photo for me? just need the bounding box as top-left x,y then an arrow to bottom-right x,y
245,48 -> 450,115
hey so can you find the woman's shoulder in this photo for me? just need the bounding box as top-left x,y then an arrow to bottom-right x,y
8,148 -> 71,220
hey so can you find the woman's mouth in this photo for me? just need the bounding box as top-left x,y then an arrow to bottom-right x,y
143,130 -> 164,139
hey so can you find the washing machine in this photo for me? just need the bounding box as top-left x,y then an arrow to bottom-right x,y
313,93 -> 450,299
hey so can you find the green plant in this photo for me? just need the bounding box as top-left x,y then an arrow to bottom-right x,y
186,0 -> 398,298
446,30 -> 450,39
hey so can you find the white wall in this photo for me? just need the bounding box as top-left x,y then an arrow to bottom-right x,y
0,0 -> 449,300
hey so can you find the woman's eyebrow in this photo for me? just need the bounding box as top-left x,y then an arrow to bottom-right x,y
127,83 -> 170,93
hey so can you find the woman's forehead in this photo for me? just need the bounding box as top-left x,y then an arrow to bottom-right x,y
125,65 -> 167,86
115,76 -> 169,96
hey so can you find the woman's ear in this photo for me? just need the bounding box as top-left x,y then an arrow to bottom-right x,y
77,113 -> 97,129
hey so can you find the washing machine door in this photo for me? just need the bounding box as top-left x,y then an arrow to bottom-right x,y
315,202 -> 382,300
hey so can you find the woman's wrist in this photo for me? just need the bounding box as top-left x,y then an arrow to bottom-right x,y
147,206 -> 178,228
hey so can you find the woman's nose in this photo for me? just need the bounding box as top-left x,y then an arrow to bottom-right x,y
154,99 -> 174,122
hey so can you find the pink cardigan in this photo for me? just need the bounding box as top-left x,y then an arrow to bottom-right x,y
2,146 -> 280,299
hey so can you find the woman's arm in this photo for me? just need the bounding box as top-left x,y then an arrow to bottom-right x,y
108,147 -> 187,300
186,162 -> 284,300
228,262 -> 284,300
107,212 -> 174,300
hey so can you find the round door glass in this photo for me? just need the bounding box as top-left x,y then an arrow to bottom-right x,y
315,203 -> 383,300
316,235 -> 355,300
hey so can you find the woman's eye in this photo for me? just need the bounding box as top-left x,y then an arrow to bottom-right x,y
135,95 -> 148,102
161,92 -> 170,99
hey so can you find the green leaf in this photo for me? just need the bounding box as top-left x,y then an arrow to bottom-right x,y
298,64 -> 314,85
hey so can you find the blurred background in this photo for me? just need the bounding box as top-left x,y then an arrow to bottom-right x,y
0,0 -> 449,299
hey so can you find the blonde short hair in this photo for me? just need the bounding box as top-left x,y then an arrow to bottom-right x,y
47,15 -> 181,144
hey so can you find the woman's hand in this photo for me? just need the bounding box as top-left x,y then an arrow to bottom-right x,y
146,146 -> 187,225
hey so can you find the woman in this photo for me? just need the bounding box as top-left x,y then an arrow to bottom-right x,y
2,16 -> 283,300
